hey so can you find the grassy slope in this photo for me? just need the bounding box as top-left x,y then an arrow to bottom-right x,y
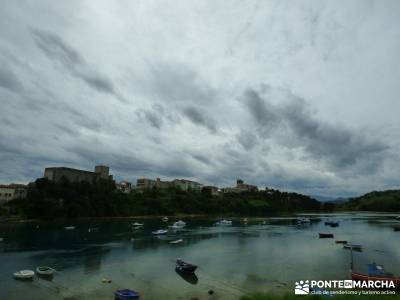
340,190 -> 400,212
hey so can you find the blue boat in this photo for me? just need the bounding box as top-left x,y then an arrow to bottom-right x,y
114,289 -> 140,300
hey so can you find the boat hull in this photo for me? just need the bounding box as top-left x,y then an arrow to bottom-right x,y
319,233 -> 334,238
351,271 -> 400,289
114,289 -> 140,300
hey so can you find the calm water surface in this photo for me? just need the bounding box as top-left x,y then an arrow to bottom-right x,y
0,213 -> 399,300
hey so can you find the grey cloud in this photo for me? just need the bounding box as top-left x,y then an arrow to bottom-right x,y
243,89 -> 279,136
183,106 -> 217,133
243,87 -> 388,172
137,104 -> 168,129
31,29 -> 122,101
0,64 -> 23,93
148,63 -> 216,104
236,129 -> 258,150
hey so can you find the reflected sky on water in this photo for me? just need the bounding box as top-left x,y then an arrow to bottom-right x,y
0,213 -> 399,300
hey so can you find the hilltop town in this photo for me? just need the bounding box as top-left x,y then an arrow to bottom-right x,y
0,164 -> 325,219
1,164 -> 259,205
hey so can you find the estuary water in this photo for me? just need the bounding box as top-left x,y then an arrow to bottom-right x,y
0,213 -> 399,300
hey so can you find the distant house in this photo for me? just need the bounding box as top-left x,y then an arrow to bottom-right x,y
202,185 -> 219,196
0,184 -> 28,205
222,179 -> 258,193
44,165 -> 113,183
236,179 -> 258,192
172,179 -> 203,191
116,181 -> 132,194
136,178 -> 157,190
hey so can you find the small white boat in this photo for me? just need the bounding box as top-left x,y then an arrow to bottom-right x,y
0,237 -> 3,242
64,226 -> 75,230
162,217 -> 169,222
152,229 -> 168,235
36,266 -> 55,276
170,239 -> 183,244
13,270 -> 35,280
132,226 -> 142,230
215,219 -> 232,226
132,222 -> 144,226
171,220 -> 186,229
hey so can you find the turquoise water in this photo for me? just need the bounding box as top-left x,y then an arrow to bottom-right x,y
0,213 -> 399,300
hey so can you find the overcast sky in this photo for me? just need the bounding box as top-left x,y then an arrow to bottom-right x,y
1,0 -> 400,197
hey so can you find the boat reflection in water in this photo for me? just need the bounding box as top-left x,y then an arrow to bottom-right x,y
175,269 -> 199,285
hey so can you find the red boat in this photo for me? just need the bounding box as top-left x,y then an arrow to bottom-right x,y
351,271 -> 400,289
350,261 -> 400,290
319,233 -> 334,238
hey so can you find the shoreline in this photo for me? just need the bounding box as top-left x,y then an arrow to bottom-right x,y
1,211 -> 398,224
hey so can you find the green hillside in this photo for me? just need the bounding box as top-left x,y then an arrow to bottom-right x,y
340,190 -> 400,212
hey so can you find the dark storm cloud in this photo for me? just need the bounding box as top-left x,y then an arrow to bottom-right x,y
0,63 -> 23,93
182,106 -> 217,132
31,29 -> 124,102
243,88 -> 388,171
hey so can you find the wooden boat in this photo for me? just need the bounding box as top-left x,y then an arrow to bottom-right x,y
176,258 -> 198,273
36,266 -> 55,276
13,270 -> 34,280
351,271 -> 400,288
114,289 -> 140,300
335,240 -> 348,244
319,233 -> 334,238
170,239 -> 183,244
152,229 -> 168,235
351,263 -> 400,289
344,244 -> 362,251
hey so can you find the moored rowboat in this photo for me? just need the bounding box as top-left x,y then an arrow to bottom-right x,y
319,233 -> 334,238
351,271 -> 400,289
176,258 -> 197,273
114,289 -> 140,300
13,270 -> 34,280
36,266 -> 55,276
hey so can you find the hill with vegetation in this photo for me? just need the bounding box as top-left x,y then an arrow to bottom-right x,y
339,189 -> 400,212
4,177 -> 326,220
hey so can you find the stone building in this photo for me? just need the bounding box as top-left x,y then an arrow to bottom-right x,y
0,184 -> 28,205
222,179 -> 258,193
172,179 -> 203,191
44,165 -> 112,183
116,181 -> 132,194
202,185 -> 219,196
